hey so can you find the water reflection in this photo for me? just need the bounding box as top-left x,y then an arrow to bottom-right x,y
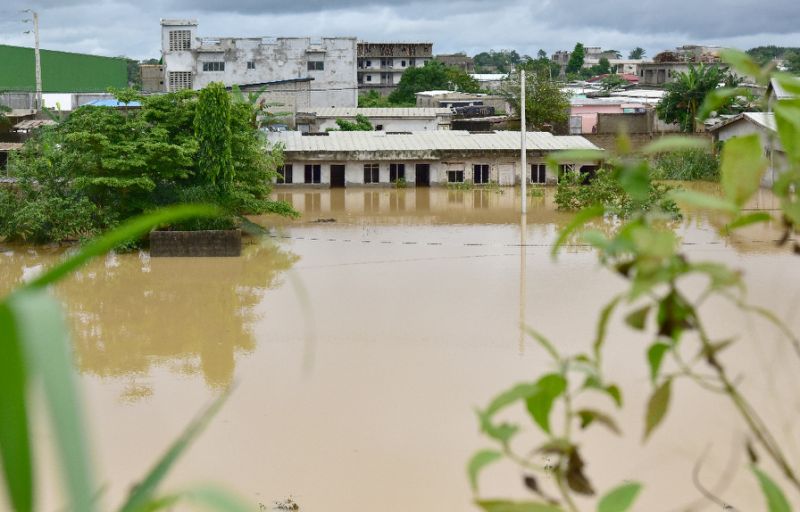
0,241 -> 299,394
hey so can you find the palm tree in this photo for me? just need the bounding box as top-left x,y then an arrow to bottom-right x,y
629,47 -> 646,60
655,64 -> 727,132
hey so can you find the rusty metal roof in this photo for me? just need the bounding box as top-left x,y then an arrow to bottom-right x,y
0,142 -> 24,151
268,130 -> 600,153
13,119 -> 56,130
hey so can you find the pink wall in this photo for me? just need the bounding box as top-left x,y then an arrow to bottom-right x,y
571,102 -> 645,133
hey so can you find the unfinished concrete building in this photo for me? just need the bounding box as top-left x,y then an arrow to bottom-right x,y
357,42 -> 433,96
160,19 -> 357,108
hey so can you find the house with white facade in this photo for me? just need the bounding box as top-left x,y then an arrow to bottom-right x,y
357,42 -> 433,96
160,19 -> 357,108
266,130 -> 601,187
709,113 -> 784,187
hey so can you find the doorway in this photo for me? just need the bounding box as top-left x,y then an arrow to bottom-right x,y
330,165 -> 346,188
415,164 -> 430,187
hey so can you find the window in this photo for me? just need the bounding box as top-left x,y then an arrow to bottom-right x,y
168,30 -> 191,51
202,61 -> 225,72
277,165 -> 293,184
304,164 -> 321,184
364,164 -> 379,184
531,164 -> 546,184
308,61 -> 324,71
401,60 -> 406,67
473,164 -> 490,184
366,75 -> 372,82
558,164 -> 575,178
410,58 -> 416,67
366,60 -> 372,67
447,170 -> 465,183
381,58 -> 391,68
389,163 -> 405,182
247,61 -> 256,70
168,71 -> 192,91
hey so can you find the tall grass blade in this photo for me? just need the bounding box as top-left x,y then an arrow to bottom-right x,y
0,302 -> 33,512
8,290 -> 95,512
118,391 -> 230,512
24,204 -> 220,291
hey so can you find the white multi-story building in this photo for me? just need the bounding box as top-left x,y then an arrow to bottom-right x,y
357,42 -> 433,96
160,19 -> 357,108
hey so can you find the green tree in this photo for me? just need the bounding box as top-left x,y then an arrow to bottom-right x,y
655,64 -> 729,132
600,74 -> 627,91
629,47 -> 646,59
194,82 -> 234,190
388,61 -> 480,105
501,71 -> 571,132
537,49 -> 548,60
333,114 -> 374,131
785,50 -> 800,73
597,57 -> 611,75
565,43 -> 585,75
358,90 -> 393,107
474,49 -> 522,73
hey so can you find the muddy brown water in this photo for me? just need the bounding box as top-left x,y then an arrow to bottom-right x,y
2,186 -> 799,511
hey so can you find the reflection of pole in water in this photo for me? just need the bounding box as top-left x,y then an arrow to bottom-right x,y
519,213 -> 527,355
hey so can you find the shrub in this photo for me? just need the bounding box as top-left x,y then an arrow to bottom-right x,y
555,168 -> 680,218
651,148 -> 719,181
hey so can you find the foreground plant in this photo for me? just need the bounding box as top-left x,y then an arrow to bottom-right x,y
470,51 -> 800,511
0,205 -> 255,512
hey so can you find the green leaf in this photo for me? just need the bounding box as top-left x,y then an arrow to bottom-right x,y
726,212 -> 773,231
720,134 -> 768,207
476,500 -> 564,512
24,204 -> 220,291
774,99 -> 800,166
468,450 -> 504,494
0,302 -> 33,512
639,136 -> 710,155
643,379 -> 672,441
525,374 -> 567,433
720,49 -> 765,83
605,384 -> 623,408
8,291 -> 95,512
577,409 -> 621,435
773,73 -> 800,96
535,438 -> 574,456
484,383 -> 541,417
624,305 -> 650,331
646,343 -> 670,384
597,482 -> 643,512
618,163 -> 650,202
552,205 -> 605,257
593,296 -> 621,363
547,149 -> 606,164
698,88 -> 750,120
580,230 -> 610,250
669,190 -> 738,214
522,326 -> 560,362
751,466 -> 791,512
118,391 -> 230,512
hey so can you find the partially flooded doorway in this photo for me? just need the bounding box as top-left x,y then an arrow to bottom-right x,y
330,165 -> 346,188
415,164 -> 430,187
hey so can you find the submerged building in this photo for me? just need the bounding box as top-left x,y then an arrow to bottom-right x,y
266,130 -> 601,187
160,19 -> 358,108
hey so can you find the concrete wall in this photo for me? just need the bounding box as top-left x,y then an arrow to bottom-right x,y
277,155 -> 597,187
715,121 -> 785,187
313,116 -> 442,132
150,229 -> 242,257
162,21 -> 357,107
584,132 -> 710,151
596,111 -> 653,134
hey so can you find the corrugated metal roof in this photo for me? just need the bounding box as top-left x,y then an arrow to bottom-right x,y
707,112 -> 776,133
13,119 -> 56,130
299,107 -> 452,118
268,130 -> 601,153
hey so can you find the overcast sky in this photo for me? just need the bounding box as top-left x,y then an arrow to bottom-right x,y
1,0 -> 799,60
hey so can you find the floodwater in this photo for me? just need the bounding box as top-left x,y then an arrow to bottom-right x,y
2,186 -> 800,511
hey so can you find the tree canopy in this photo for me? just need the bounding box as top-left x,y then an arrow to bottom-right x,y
655,64 -> 733,132
629,47 -> 646,59
388,61 -> 480,105
333,114 -> 374,131
0,85 -> 293,243
565,43 -> 586,75
501,71 -> 571,132
474,49 -> 522,73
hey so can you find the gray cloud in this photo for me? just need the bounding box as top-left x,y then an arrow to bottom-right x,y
0,0 -> 798,60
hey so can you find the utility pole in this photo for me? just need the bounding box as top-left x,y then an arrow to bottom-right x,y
520,69 -> 527,213
22,10 -> 42,110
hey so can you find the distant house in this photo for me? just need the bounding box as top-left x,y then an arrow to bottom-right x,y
295,107 -> 453,133
415,91 -> 509,113
357,42 -> 433,96
435,53 -> 475,73
709,113 -> 784,187
266,130 -> 601,187
470,73 -> 507,91
569,97 -> 650,134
